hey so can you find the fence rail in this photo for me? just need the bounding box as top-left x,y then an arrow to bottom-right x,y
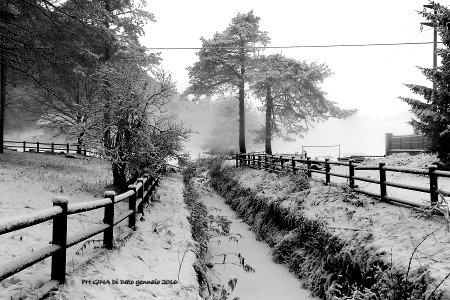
0,172 -> 160,285
3,140 -> 99,156
236,152 -> 450,210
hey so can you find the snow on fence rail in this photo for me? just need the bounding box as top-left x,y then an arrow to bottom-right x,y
0,173 -> 160,286
236,153 -> 450,210
3,140 -> 100,156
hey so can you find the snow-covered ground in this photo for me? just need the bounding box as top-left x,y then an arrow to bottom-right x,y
232,163 -> 450,298
48,173 -> 200,300
325,153 -> 450,208
0,150 -> 114,299
0,150 -> 200,300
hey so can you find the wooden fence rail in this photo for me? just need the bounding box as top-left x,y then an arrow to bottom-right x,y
0,172 -> 160,285
236,152 -> 450,210
3,140 -> 99,156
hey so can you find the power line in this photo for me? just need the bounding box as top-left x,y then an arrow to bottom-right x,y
147,41 -> 443,50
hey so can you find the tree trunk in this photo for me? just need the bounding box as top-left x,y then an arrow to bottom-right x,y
76,133 -> 83,154
238,75 -> 246,153
0,40 -> 6,154
103,0 -> 112,151
112,162 -> 127,191
265,85 -> 273,155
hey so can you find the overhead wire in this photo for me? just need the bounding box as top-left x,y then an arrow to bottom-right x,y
146,41 -> 443,51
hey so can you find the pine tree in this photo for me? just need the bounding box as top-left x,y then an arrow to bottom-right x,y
185,10 -> 270,153
399,2 -> 450,164
250,54 -> 356,155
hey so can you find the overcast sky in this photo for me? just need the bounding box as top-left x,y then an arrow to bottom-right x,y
140,0 -> 450,155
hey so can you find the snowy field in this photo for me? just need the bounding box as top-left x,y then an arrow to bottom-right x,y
0,150 -> 200,299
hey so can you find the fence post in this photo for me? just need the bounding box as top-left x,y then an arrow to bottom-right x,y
51,142 -> 54,153
235,153 -> 239,168
37,142 -> 39,153
142,173 -> 150,203
51,196 -> 69,283
325,158 -> 330,184
258,155 -> 261,169
83,147 -> 87,156
292,157 -> 296,174
429,165 -> 438,205
252,154 -> 255,167
137,178 -> 145,215
103,191 -> 115,249
264,155 -> 268,171
306,157 -> 311,177
23,141 -> 26,152
280,156 -> 284,171
128,184 -> 137,229
349,159 -> 355,189
379,163 -> 387,202
66,143 -> 69,154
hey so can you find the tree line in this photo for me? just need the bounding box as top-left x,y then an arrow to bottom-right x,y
0,0 -> 191,190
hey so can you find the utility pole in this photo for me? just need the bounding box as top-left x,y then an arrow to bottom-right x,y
0,36 -> 5,154
421,2 -> 437,94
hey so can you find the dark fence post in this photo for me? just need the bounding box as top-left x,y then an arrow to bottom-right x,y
280,156 -> 284,171
325,158 -> 330,184
306,157 -> 311,177
292,157 -> 296,174
51,196 -> 68,283
258,155 -> 261,169
83,147 -> 87,156
51,142 -> 54,153
136,178 -> 145,215
252,154 -> 255,167
379,163 -> 387,202
264,155 -> 268,171
149,176 -> 156,202
23,141 -> 26,152
429,165 -> 438,205
128,184 -> 137,229
142,173 -> 150,203
349,159 -> 355,189
37,142 -> 39,153
66,143 -> 69,154
235,153 -> 239,168
103,191 -> 115,249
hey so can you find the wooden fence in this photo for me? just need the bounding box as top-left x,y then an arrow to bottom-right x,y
236,153 -> 450,209
3,140 -> 95,156
0,172 -> 160,288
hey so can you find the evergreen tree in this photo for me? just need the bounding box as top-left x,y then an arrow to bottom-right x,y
250,54 -> 356,154
399,2 -> 450,164
184,10 -> 270,153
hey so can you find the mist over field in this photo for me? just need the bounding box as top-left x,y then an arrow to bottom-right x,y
167,96 -> 414,158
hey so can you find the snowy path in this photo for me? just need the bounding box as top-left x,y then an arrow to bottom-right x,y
193,176 -> 316,300
48,173 -> 201,300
